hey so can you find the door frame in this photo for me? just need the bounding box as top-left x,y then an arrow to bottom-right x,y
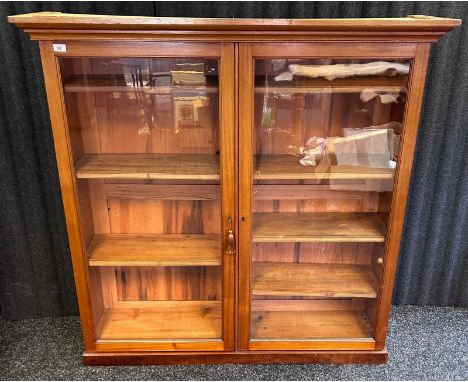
237,41 -> 430,351
39,40 -> 237,352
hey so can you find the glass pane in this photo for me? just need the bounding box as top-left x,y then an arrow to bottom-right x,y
60,57 -> 222,343
251,58 -> 409,342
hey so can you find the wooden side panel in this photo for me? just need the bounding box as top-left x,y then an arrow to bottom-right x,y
100,267 -> 119,308
39,41 -> 97,350
88,179 -> 111,234
75,179 -> 95,249
373,43 -> 431,349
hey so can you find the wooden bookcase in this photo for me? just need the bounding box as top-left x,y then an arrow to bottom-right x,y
9,12 -> 460,365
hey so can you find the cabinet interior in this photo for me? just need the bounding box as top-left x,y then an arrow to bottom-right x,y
60,55 -> 407,345
249,58 -> 407,343
62,57 -> 223,342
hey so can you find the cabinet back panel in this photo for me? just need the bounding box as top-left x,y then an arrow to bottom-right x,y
253,93 -> 405,155
107,199 -> 220,234
252,243 -> 374,264
94,92 -> 219,154
114,266 -> 222,301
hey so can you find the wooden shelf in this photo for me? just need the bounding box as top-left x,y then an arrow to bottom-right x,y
253,212 -> 387,242
65,75 -> 405,94
75,153 -> 219,180
254,75 -> 408,94
64,75 -> 219,93
251,309 -> 373,340
87,234 -> 221,267
96,301 -> 222,340
75,153 -> 392,181
252,262 -> 378,298
254,155 -> 394,180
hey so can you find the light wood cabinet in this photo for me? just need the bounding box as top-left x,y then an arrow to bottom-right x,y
10,12 -> 460,365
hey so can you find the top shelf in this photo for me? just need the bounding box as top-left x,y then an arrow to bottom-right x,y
9,12 -> 461,33
254,75 -> 408,94
64,75 -> 219,94
64,74 -> 407,94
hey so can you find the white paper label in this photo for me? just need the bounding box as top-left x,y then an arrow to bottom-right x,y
53,44 -> 67,53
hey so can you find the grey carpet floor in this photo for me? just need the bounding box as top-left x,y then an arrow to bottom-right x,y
0,305 -> 467,380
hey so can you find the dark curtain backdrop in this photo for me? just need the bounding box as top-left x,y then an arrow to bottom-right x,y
0,2 -> 467,320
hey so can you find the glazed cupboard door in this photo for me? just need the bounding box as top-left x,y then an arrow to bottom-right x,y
238,42 -> 429,351
40,42 -> 235,352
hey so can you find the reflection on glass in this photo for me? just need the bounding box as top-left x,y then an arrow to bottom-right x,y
251,59 -> 409,343
60,57 -> 222,343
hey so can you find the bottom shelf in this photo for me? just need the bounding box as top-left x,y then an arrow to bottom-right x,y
251,306 -> 373,340
96,301 -> 222,341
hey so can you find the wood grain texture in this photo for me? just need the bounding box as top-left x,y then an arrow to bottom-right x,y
251,42 -> 421,57
31,41 -> 223,57
27,31 -> 461,43
107,199 -> 220,234
100,267 -> 119,308
238,43 -> 254,350
254,155 -> 394,180
95,340 -> 224,352
9,13 -> 460,43
83,349 -> 388,365
251,263 -> 378,298
249,339 -> 375,351
252,242 -> 373,265
253,198 -> 365,214
219,42 -> 237,351
301,242 -> 377,264
9,12 -> 460,33
250,309 -> 373,340
87,267 -> 105,329
104,184 -> 220,201
87,234 -> 221,266
38,41 -> 97,351
96,301 -> 221,340
75,154 -> 219,180
373,43 -> 431,349
253,212 -> 387,242
255,75 -> 407,94
86,93 -> 218,157
251,299 -> 366,312
75,179 -> 95,249
288,61 -> 408,80
114,266 -> 221,301
65,79 -> 218,94
88,180 -> 111,234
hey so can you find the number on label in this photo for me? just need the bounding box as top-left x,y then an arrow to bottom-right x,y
53,44 -> 67,53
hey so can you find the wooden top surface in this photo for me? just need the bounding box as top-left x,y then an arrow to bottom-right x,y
9,12 -> 461,32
